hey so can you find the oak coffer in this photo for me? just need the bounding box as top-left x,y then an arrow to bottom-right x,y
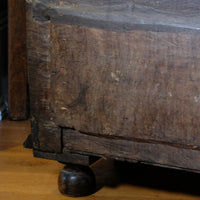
25,0 -> 200,197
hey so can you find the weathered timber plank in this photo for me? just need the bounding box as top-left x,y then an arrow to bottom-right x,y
27,2 -> 61,153
31,119 -> 62,153
26,3 -> 51,120
27,0 -> 200,171
63,129 -> 200,172
135,0 -> 200,16
29,0 -> 200,33
8,0 -> 28,120
33,150 -> 100,166
50,24 -> 200,148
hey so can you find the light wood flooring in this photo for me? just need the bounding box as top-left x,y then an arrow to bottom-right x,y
0,120 -> 200,200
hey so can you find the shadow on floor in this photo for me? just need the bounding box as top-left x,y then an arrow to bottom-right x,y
92,159 -> 200,196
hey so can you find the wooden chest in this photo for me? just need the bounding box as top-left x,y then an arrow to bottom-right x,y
26,0 -> 200,196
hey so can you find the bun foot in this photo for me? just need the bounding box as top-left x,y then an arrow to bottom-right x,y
58,164 -> 96,197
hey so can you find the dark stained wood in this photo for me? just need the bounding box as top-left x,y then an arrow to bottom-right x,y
58,164 -> 96,197
32,120 -> 62,153
27,0 -> 200,176
8,0 -> 28,120
26,2 -> 62,153
50,24 -> 200,148
33,150 -> 100,166
63,128 -> 200,172
0,3 -> 7,81
26,2 -> 51,122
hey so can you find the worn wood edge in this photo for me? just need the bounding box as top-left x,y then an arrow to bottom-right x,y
30,0 -> 200,33
49,22 -> 200,150
51,15 -> 200,34
27,2 -> 60,153
33,149 -> 100,166
63,129 -> 200,151
63,129 -> 200,172
30,117 -> 62,153
26,1 -> 51,120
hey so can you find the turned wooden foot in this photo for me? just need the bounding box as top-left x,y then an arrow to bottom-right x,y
58,164 -> 96,197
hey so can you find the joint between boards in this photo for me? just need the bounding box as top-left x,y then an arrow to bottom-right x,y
60,127 -> 64,154
60,126 -> 100,165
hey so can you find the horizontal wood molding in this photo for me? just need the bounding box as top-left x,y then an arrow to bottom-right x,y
63,128 -> 200,172
33,150 -> 100,166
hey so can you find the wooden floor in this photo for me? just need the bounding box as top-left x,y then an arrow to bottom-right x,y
1,120 -> 200,200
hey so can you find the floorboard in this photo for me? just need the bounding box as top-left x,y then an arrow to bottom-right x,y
0,120 -> 200,200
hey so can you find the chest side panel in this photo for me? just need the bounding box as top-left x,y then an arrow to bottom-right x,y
50,23 -> 200,147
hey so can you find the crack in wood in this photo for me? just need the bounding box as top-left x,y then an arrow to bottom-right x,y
62,126 -> 200,151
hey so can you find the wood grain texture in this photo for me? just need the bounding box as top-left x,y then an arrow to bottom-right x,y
1,120 -> 200,200
27,0 -> 200,173
33,150 -> 99,166
26,3 -> 61,153
135,0 -> 200,16
50,24 -> 200,148
63,128 -> 200,172
29,0 -> 200,33
8,0 -> 28,120
32,120 -> 62,153
26,3 -> 51,121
